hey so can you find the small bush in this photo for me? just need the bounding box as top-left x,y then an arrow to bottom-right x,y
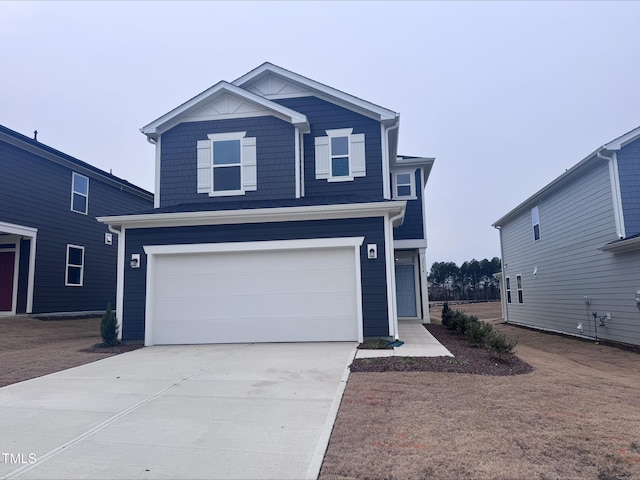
466,321 -> 494,346
100,303 -> 120,347
448,311 -> 478,334
485,330 -> 517,361
441,302 -> 454,326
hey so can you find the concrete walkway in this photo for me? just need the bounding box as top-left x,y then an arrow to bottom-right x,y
355,321 -> 452,359
0,342 -> 356,480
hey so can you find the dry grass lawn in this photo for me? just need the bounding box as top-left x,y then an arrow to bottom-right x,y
320,302 -> 640,480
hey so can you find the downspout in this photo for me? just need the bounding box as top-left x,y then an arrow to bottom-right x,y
147,136 -> 161,209
597,150 -> 626,239
108,224 -> 125,340
493,225 -> 508,323
387,209 -> 405,340
382,120 -> 400,200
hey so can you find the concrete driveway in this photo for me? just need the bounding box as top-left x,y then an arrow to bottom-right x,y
0,342 -> 356,480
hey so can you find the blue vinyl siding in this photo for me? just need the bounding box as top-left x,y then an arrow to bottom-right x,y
0,138 -> 153,313
122,217 -> 388,340
159,117 -> 296,208
394,169 -> 425,240
275,97 -> 384,199
616,137 -> 640,237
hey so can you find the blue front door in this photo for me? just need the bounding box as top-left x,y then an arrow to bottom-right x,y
395,264 -> 417,317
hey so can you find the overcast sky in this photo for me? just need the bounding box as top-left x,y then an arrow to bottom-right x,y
2,1 -> 639,266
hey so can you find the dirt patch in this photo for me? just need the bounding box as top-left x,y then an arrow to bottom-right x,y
321,302 -> 640,480
0,316 -> 142,388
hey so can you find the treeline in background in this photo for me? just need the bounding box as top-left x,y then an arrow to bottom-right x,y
428,257 -> 501,302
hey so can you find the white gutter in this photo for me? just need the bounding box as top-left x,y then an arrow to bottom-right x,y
97,201 -> 407,229
108,224 -> 125,340
295,127 -> 301,198
598,150 -> 626,239
148,136 -> 161,208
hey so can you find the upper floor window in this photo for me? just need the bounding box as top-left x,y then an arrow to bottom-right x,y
516,274 -> 524,303
505,276 -> 512,304
315,128 -> 366,182
196,132 -> 257,197
71,173 -> 89,214
393,171 -> 416,199
65,244 -> 84,286
531,206 -> 540,241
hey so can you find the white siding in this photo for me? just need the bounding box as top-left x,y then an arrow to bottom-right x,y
501,162 -> 640,346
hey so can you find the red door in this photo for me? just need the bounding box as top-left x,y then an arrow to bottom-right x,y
0,251 -> 16,311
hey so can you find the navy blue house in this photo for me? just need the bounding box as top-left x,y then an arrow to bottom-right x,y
0,125 -> 153,316
99,63 -> 434,345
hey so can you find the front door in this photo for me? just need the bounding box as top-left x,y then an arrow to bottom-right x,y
396,263 -> 417,317
0,251 -> 16,312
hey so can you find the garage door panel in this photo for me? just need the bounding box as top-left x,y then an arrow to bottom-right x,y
149,244 -> 361,344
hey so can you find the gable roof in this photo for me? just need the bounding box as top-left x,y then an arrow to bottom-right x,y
141,81 -> 310,140
493,125 -> 640,227
233,62 -> 399,125
0,124 -> 153,200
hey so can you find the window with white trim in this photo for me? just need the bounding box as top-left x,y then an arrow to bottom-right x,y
531,206 -> 540,241
315,128 -> 366,181
66,245 -> 84,287
71,172 -> 89,214
393,171 -> 416,199
516,274 -> 523,303
196,132 -> 257,197
505,276 -> 512,304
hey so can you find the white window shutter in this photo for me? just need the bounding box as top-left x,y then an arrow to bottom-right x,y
315,136 -> 330,179
197,140 -> 212,193
242,136 -> 257,192
351,133 -> 366,177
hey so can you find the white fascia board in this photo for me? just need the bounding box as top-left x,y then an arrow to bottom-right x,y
599,236 -> 640,254
394,239 -> 428,249
144,236 -> 365,256
98,201 -> 406,229
0,221 -> 38,238
232,62 -> 398,122
141,81 -> 309,139
603,125 -> 640,151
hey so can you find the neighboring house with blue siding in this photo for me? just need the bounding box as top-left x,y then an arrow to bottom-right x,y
98,63 -> 434,346
493,126 -> 640,347
0,125 -> 153,316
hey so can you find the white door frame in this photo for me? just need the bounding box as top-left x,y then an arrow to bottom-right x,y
395,251 -> 421,320
143,237 -> 365,346
0,221 -> 38,315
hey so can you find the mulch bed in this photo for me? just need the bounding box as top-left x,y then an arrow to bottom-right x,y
349,324 -> 534,375
79,343 -> 144,354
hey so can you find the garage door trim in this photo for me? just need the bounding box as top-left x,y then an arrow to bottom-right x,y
143,237 -> 365,345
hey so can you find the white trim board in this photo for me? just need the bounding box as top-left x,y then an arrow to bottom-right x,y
0,221 -> 37,313
98,201 -> 406,229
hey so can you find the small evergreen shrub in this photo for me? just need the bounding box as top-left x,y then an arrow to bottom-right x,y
100,303 -> 120,347
466,320 -> 494,346
441,302 -> 454,326
447,311 -> 478,334
485,330 -> 517,361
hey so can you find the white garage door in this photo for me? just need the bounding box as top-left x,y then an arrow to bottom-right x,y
145,239 -> 363,345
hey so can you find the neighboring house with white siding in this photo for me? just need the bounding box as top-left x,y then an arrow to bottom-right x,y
493,126 -> 640,347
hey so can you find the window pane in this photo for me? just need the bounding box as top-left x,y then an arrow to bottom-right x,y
507,291 -> 512,303
68,247 -> 83,266
331,136 -> 349,156
533,224 -> 540,241
67,266 -> 82,285
73,174 -> 88,195
397,185 -> 412,197
213,140 -> 241,165
397,173 -> 411,185
213,166 -> 241,191
331,157 -> 350,177
72,194 -> 87,213
516,276 -> 522,289
518,290 -> 524,303
506,278 -> 510,289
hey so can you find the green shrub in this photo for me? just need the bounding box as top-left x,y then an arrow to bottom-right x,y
100,303 -> 120,347
466,321 -> 494,346
441,302 -> 453,326
485,330 -> 517,361
447,311 -> 478,334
